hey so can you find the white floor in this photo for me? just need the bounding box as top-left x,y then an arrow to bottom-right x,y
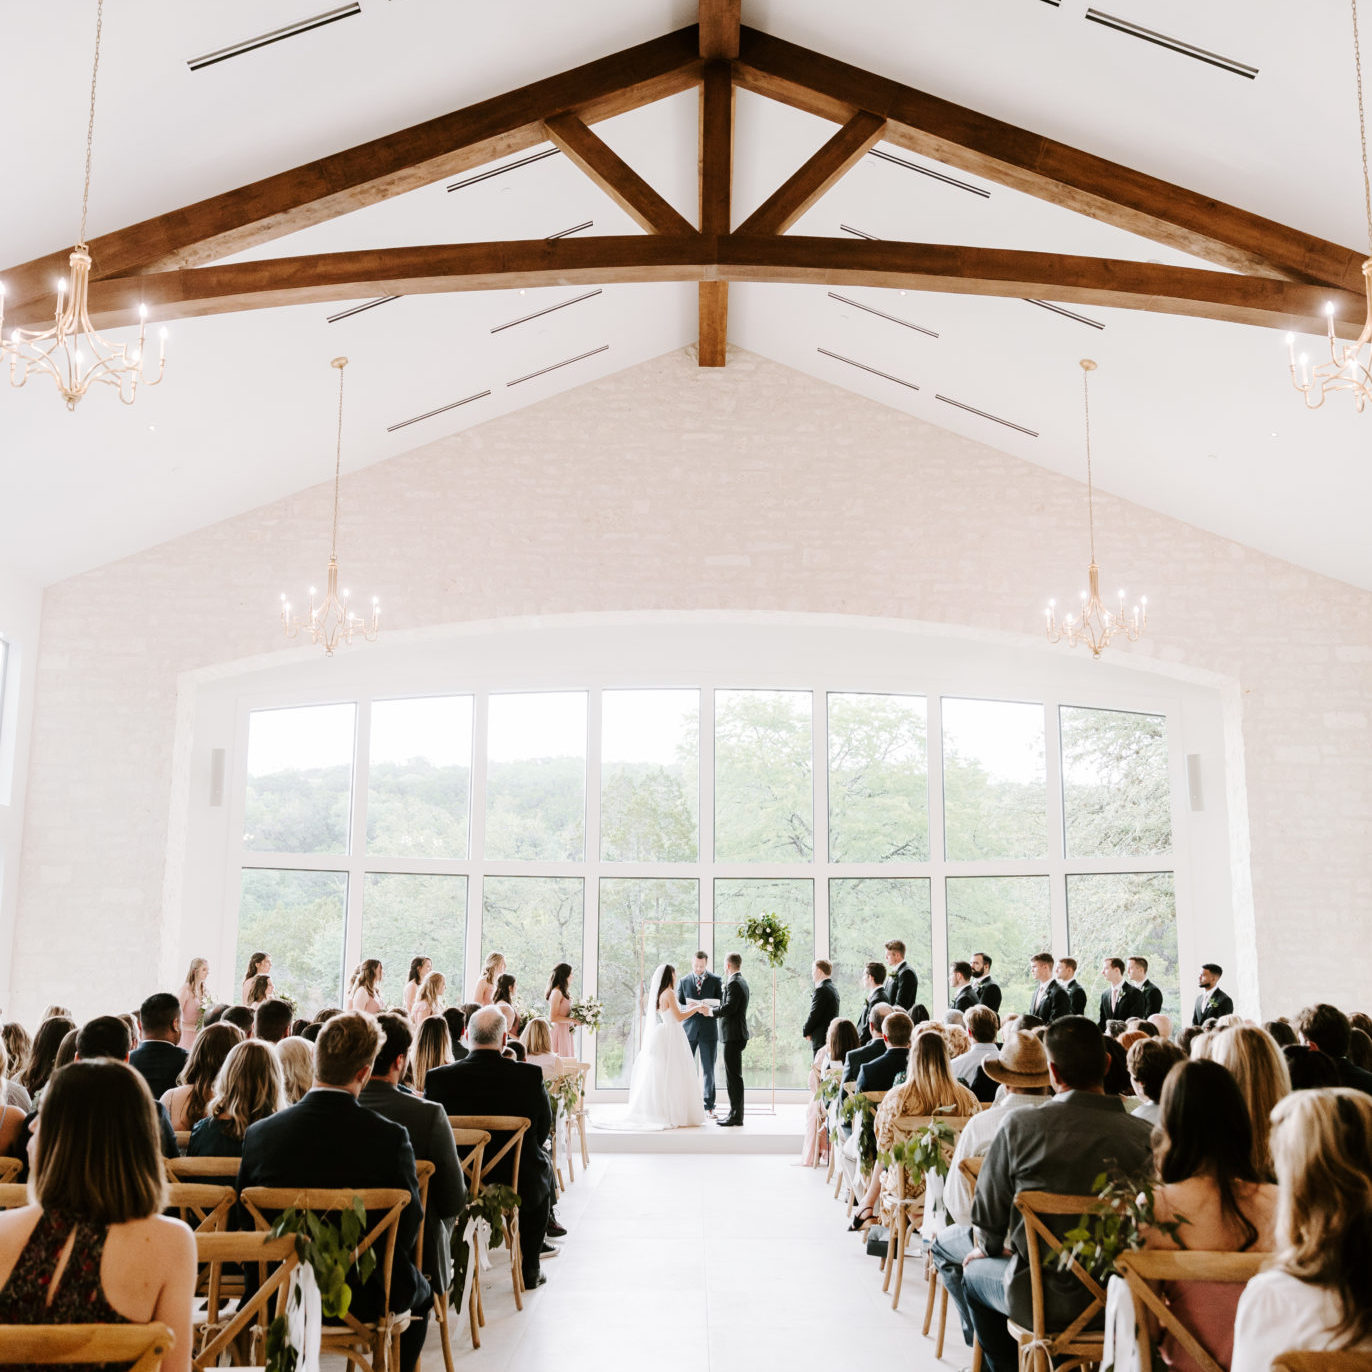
587,1103 -> 807,1153
437,1150 -> 974,1371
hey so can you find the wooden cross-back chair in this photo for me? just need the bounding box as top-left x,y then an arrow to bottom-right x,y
0,1182 -> 29,1209
836,1088 -> 886,1216
449,1126 -> 489,1349
192,1232 -> 297,1372
924,1156 -> 985,1363
166,1182 -> 236,1235
567,1062 -> 591,1172
1115,1250 -> 1267,1372
446,1114 -> 530,1311
546,1075 -> 569,1196
0,1324 -> 174,1371
1273,1356 -> 1372,1372
241,1185 -> 412,1372
0,1155 -> 22,1184
411,1160 -> 457,1372
174,1131 -> 191,1152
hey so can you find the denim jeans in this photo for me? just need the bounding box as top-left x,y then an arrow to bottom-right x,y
929,1226 -> 1019,1372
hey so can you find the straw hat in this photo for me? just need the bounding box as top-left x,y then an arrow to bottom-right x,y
983,1031 -> 1051,1089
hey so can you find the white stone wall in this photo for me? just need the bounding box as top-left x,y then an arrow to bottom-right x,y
9,348 -> 1372,1022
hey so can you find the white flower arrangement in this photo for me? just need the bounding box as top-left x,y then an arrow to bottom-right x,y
736,912 -> 791,969
568,997 -> 605,1031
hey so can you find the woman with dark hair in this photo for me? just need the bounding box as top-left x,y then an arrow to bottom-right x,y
442,1007 -> 467,1058
493,973 -> 519,1033
1264,1020 -> 1297,1048
1102,1037 -> 1133,1095
347,959 -> 385,1014
546,963 -> 575,1057
0,1061 -> 195,1369
403,956 -> 431,1017
1142,1058 -> 1278,1372
18,1016 -> 75,1100
160,1022 -> 244,1132
801,1017 -> 860,1167
241,952 -> 271,1004
1284,1043 -> 1342,1091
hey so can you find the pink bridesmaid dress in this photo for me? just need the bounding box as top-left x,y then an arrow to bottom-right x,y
549,989 -> 575,1057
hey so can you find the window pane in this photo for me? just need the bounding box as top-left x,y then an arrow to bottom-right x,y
715,691 -> 813,862
481,877 -> 584,1019
713,878 -> 815,1089
244,704 -> 355,853
485,693 -> 586,861
237,869 -> 347,1014
367,697 -> 472,859
942,699 -> 1047,860
1068,872 -> 1179,1020
596,879 -> 699,1088
361,874 -> 467,1006
828,693 -> 929,862
601,690 -> 699,862
1061,707 -> 1172,859
945,876 -> 1051,1017
829,879 -> 932,1010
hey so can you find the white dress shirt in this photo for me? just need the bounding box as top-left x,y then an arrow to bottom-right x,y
942,1093 -> 1048,1226
1232,1269 -> 1372,1372
950,1040 -> 998,1086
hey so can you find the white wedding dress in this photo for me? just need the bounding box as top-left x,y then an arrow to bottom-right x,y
618,969 -> 707,1130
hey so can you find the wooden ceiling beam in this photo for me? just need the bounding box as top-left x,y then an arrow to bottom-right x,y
697,60 -> 735,366
544,113 -> 696,235
699,0 -> 742,60
0,28 -> 703,310
736,110 -> 887,236
733,26 -> 1365,293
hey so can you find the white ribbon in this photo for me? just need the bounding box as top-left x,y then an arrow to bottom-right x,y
456,1214 -> 495,1334
285,1262 -> 322,1372
1102,1273 -> 1143,1372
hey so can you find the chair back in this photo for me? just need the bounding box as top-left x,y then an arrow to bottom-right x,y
174,1131 -> 191,1151
0,1156 -> 22,1184
447,1115 -> 529,1194
1013,1191 -> 1111,1348
166,1182 -> 235,1233
862,1090 -> 887,1104
1272,1357 -> 1372,1372
0,1182 -> 29,1209
959,1155 -> 983,1192
450,1126 -> 491,1199
0,1324 -> 174,1372
888,1112 -> 971,1147
413,1159 -> 435,1269
166,1156 -> 239,1184
193,1233 -> 297,1371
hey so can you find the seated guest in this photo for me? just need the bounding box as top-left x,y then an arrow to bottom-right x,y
290,1018 -> 310,1038
1208,1025 -> 1290,1180
2,1024 -> 32,1110
442,1007 -> 469,1062
1232,1090 -> 1372,1368
40,1005 -> 72,1021
952,1006 -> 1000,1086
931,1017 -> 1153,1372
130,994 -> 190,1099
187,1040 -> 284,1161
424,1006 -> 555,1292
967,1014 -> 1045,1104
803,1017 -> 859,1167
18,1015 -> 75,1099
1348,1027 -> 1372,1073
1264,1019 -> 1297,1048
275,1036 -> 314,1104
1105,1018 -> 1128,1039
1126,1036 -> 1185,1125
855,1011 -> 914,1093
1176,1026 -> 1205,1057
411,1018 -> 453,1093
1103,1038 -> 1133,1095
0,1061 -> 195,1369
842,1003 -> 894,1087
1142,1059 -> 1278,1372
203,1004 -> 229,1027
301,1022 -> 323,1043
220,1005 -> 254,1036
945,1032 -> 1053,1226
0,1044 -> 24,1157
1296,1004 -> 1372,1093
253,998 -> 293,1045
239,1013 -> 432,1372
504,1040 -> 527,1063
520,1018 -> 561,1077
161,1022 -> 243,1131
1284,1043 -> 1342,1091
360,1015 -> 466,1296
313,1007 -> 342,1025
1148,1013 -> 1173,1039
944,1023 -> 972,1061
70,1017 -> 179,1159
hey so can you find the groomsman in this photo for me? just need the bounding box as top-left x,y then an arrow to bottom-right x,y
1055,957 -> 1088,1016
970,952 -> 1002,1015
950,961 -> 979,1015
856,962 -> 890,1045
1099,957 -> 1145,1029
1192,964 -> 1234,1026
802,960 -> 840,1057
1028,954 -> 1070,1022
679,951 -> 722,1114
884,940 -> 919,1012
1127,956 -> 1164,1017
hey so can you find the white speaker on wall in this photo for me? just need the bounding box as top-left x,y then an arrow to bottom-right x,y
209,748 -> 226,808
1186,753 -> 1204,811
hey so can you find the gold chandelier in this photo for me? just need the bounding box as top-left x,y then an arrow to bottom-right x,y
280,358 -> 380,656
1044,359 -> 1147,658
1287,0 -> 1372,411
0,0 -> 166,410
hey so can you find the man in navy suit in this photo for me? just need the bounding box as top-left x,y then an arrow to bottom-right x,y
238,1013 -> 431,1372
678,951 -> 722,1113
855,1011 -> 913,1092
842,1003 -> 894,1087
1055,957 -> 1088,1017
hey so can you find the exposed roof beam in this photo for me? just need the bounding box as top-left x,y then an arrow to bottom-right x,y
699,0 -> 741,60
697,60 -> 735,366
733,26 -> 1365,293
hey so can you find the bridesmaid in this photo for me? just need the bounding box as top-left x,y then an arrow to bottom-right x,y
492,973 -> 519,1032
546,963 -> 575,1058
474,953 -> 505,1007
402,956 -> 431,1017
348,959 -> 385,1014
241,952 -> 271,1004
179,958 -> 213,1049
244,974 -> 274,1008
410,971 -> 446,1028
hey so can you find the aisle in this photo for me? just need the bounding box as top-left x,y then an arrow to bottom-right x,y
462,1153 -> 968,1370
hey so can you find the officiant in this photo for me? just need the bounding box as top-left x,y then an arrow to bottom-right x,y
678,950 -> 722,1114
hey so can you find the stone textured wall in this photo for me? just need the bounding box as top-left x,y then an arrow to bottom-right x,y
10,348 -> 1372,1021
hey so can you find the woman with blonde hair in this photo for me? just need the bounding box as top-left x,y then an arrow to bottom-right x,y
160,1022 -> 243,1131
187,1040 -> 285,1159
475,953 -> 505,1006
410,971 -> 446,1028
403,956 -> 432,1017
1232,1090 -> 1372,1368
1208,1024 -> 1291,1181
1,1023 -> 31,1111
179,957 -> 213,1049
274,1036 -> 314,1104
0,1040 -> 24,1156
520,1017 -> 560,1077
410,1017 -> 453,1094
347,959 -> 385,1014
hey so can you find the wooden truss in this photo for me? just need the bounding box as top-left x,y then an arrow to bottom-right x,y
3,1 -> 1363,367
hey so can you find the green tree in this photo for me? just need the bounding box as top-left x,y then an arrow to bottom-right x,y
828,694 -> 929,862
715,692 -> 812,861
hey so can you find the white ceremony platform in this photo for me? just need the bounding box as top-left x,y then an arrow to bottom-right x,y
587,1102 -> 807,1155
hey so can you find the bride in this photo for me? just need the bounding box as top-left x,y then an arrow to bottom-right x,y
620,963 -> 710,1130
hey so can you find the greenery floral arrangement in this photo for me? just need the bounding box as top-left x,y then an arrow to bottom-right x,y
815,1070 -> 844,1110
878,1117 -> 959,1183
449,1183 -> 520,1313
736,911 -> 791,969
547,1073 -> 581,1117
1056,1170 -> 1186,1280
840,1091 -> 881,1173
568,997 -> 604,1032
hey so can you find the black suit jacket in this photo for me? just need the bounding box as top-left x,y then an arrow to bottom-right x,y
855,1046 -> 908,1093
1063,980 -> 1087,1016
842,1037 -> 886,1086
952,984 -> 979,1014
857,987 -> 890,1044
129,1040 -> 189,1100
1136,980 -> 1164,1017
238,1089 -> 428,1316
1099,981 -> 1146,1029
679,971 -> 722,1047
1192,988 -> 1234,1025
1029,980 -> 1071,1023
973,979 -> 1002,1015
887,963 -> 919,1013
716,974 -> 750,1044
802,980 -> 841,1053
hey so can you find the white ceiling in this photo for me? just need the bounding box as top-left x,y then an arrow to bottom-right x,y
1,0 -> 1370,589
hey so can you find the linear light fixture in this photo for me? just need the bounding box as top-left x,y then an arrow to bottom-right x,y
827,292 -> 939,338
839,223 -> 881,240
448,148 -> 559,193
817,347 -> 920,391
326,295 -> 402,324
935,393 -> 1039,436
1084,9 -> 1258,78
386,389 -> 491,433
547,220 -> 594,241
491,289 -> 603,334
1024,299 -> 1106,330
506,344 -> 609,387
188,3 -> 360,70
867,149 -> 991,198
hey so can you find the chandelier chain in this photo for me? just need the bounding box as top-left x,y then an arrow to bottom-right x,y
79,0 -> 105,247
1082,363 -> 1097,565
331,360 -> 346,559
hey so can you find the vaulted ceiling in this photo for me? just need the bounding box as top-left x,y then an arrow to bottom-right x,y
2,0 -> 1370,588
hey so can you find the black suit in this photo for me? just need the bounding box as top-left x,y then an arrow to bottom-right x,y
1191,987 -> 1233,1025
887,963 -> 919,1013
857,987 -> 890,1045
802,979 -> 841,1057
855,1046 -> 908,1093
1135,980 -> 1164,1017
715,972 -> 750,1124
973,978 -> 1002,1015
952,984 -> 979,1015
424,1051 -> 554,1286
842,1037 -> 886,1087
679,970 -> 722,1111
239,1089 -> 430,1372
1029,979 -> 1071,1023
1099,981 -> 1146,1030
129,1039 -> 189,1100
1063,979 -> 1087,1016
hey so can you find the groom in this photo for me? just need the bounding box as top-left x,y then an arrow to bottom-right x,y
714,952 -> 750,1127
678,950 -> 722,1113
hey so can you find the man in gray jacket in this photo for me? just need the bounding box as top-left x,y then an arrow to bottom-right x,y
361,1014 -> 466,1294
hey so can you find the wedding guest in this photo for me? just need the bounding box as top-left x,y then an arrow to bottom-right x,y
1208,1024 -> 1291,1180
1232,1090 -> 1372,1368
855,1011 -> 914,1093
290,1018 -> 310,1038
1284,1043 -> 1342,1091
442,1008 -> 469,1062
160,1022 -> 242,1132
253,998 -> 293,1045
402,956 -> 432,1017
203,1004 -> 228,1028
474,953 -> 505,1006
121,1013 -> 141,1050
178,958 -> 213,1049
950,961 -> 979,1014
220,1005 -> 254,1035
970,953 -> 1002,1015
1176,1026 -> 1205,1056
1142,1059 -> 1278,1372
41,1005 -> 72,1021
50,1030 -> 78,1083
1127,956 -> 1165,1017
241,952 -> 271,1004
843,1003 -> 894,1087
1149,1013 -> 1173,1040
802,1018 -> 859,1167
520,1018 -> 561,1076
2,1024 -> 31,1106
803,960 -> 841,1056
857,961 -> 889,1045
410,972 -> 446,1029
275,1036 -> 314,1104
1264,1019 -> 1296,1047
244,975 -> 274,1009
1054,957 -> 1087,1016
1348,1027 -> 1372,1071
20,1016 -> 74,1099
187,1039 -> 285,1161
884,940 -> 919,1012
411,1017 -> 453,1094
0,1060 -> 195,1370
130,993 -> 189,1100
313,1008 -> 341,1025
493,973 -> 519,1032
944,1010 -> 967,1027
945,1023 -> 972,1061
1192,964 -> 1233,1026
348,959 -> 385,1015
1099,958 -> 1145,1028
0,1046 -> 24,1157
1126,1035 -> 1185,1125
952,1006 -> 1000,1086
1296,1003 -> 1372,1093
546,963 -> 575,1057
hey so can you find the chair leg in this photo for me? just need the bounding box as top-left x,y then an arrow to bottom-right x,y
934,1283 -> 948,1358
508,1214 -> 523,1311
922,1268 -> 939,1337
882,1215 -> 896,1291
434,1292 -> 456,1372
891,1217 -> 907,1311
578,1112 -> 589,1169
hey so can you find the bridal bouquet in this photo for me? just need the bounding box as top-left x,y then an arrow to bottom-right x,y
568,997 -> 605,1032
736,912 -> 791,969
